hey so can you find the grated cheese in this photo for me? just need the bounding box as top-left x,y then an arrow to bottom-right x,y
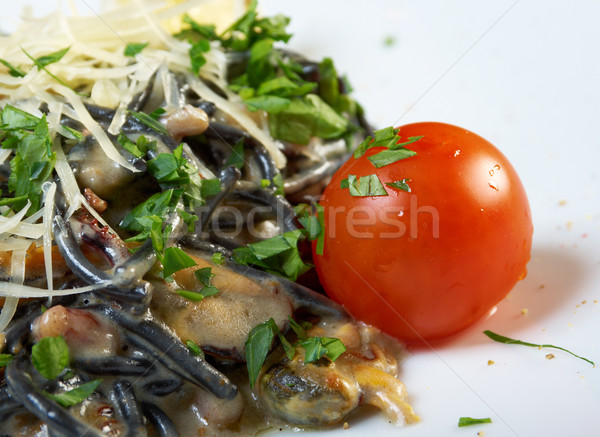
0,281 -> 114,299
42,182 -> 57,292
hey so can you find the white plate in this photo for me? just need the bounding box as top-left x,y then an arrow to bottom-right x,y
3,1 -> 600,436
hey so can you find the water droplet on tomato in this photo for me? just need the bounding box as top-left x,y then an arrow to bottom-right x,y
488,181 -> 499,191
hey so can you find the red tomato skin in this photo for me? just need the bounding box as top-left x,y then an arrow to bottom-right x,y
313,122 -> 533,343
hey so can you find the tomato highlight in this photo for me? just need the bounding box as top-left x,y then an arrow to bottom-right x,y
313,122 -> 533,343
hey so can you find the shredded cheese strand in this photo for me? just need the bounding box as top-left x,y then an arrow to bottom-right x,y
53,137 -> 82,216
57,87 -> 139,172
42,182 -> 57,292
0,281 -> 114,299
0,247 -> 27,333
0,201 -> 32,235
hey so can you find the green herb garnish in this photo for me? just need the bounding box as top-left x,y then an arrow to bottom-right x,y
211,252 -> 225,265
162,247 -> 197,278
177,267 -> 220,302
458,417 -> 492,427
245,317 -> 346,388
368,147 -> 417,168
124,42 -> 149,57
117,132 -> 155,158
189,39 -> 211,74
21,46 -> 72,90
233,229 -> 310,281
1,105 -> 57,213
245,318 -> 277,388
127,109 -> 168,135
340,174 -> 388,197
299,337 -> 346,363
224,138 -> 245,169
186,339 -> 205,358
44,380 -> 103,407
483,330 -> 595,366
0,354 -> 14,368
0,58 -> 26,77
295,202 -> 325,255
31,337 -> 69,380
386,179 -> 412,192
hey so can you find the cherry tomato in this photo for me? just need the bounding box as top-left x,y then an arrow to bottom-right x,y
313,122 -> 532,343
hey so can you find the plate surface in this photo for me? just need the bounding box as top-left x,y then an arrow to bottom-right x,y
3,1 -> 600,436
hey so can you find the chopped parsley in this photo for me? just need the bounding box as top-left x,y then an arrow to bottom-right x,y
124,42 -> 149,57
127,109 -> 168,135
340,174 -> 388,197
31,336 -> 70,380
1,105 -> 57,213
353,126 -> 420,167
245,317 -> 346,388
232,229 -> 310,281
162,246 -> 197,278
0,58 -> 26,77
118,142 -> 222,278
21,46 -> 73,90
186,339 -> 205,358
368,147 -> 417,168
211,252 -> 226,265
178,1 -> 361,145
117,132 -> 156,158
224,138 -> 245,169
31,336 -> 102,407
386,178 -> 412,192
177,267 -> 220,302
0,353 -> 14,368
483,330 -> 595,366
44,380 -> 103,407
458,417 -> 492,427
295,202 -> 325,255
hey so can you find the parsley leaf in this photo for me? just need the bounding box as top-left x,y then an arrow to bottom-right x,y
245,317 -> 346,388
211,252 -> 225,265
386,179 -> 412,192
127,109 -> 168,135
34,47 -> 71,68
483,330 -> 595,366
44,379 -> 102,407
220,0 -> 291,51
268,94 -> 348,144
21,47 -> 72,90
124,42 -> 149,57
177,267 -> 220,302
300,337 -> 346,363
368,147 -> 416,168
458,417 -> 492,427
162,247 -> 197,278
224,138 -> 245,169
186,339 -> 205,358
340,174 -> 388,197
295,202 -> 325,255
120,189 -> 177,232
31,336 -> 70,380
189,39 -> 211,74
232,229 -> 310,281
0,353 -> 14,367
117,132 -> 155,158
0,58 -> 26,77
1,106 -> 57,212
354,126 -> 401,158
245,318 -> 278,389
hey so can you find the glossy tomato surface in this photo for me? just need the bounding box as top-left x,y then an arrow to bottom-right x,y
313,122 -> 533,343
